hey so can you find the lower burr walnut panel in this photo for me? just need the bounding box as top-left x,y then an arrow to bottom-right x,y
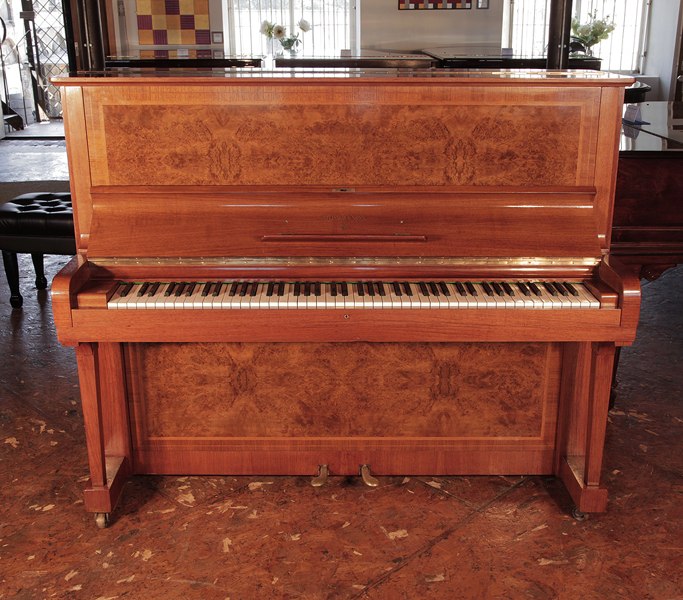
124,341 -> 562,476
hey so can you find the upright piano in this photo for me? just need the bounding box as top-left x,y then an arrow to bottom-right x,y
52,69 -> 639,527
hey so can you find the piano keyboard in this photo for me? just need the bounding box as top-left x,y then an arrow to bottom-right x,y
107,280 -> 600,310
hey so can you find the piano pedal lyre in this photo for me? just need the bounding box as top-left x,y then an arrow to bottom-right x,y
311,464 -> 329,487
360,464 -> 379,487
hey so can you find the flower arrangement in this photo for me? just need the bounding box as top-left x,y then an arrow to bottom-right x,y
571,10 -> 616,50
260,19 -> 312,52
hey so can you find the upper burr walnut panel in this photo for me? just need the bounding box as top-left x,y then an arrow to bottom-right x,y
82,84 -> 600,188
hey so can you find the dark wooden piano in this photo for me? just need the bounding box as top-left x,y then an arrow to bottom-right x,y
52,69 -> 639,527
613,101 -> 683,280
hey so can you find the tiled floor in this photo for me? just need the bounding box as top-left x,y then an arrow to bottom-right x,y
0,131 -> 682,598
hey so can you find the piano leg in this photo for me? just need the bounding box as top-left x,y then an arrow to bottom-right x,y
76,342 -> 131,525
556,341 -> 615,515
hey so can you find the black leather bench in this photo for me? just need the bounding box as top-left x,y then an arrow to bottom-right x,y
0,192 -> 76,308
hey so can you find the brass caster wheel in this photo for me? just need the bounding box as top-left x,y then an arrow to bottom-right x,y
95,513 -> 110,529
572,507 -> 588,522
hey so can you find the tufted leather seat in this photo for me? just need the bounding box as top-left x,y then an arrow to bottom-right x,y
0,192 -> 76,308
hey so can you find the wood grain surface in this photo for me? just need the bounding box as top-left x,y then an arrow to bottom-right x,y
98,102 -> 583,187
125,341 -> 561,441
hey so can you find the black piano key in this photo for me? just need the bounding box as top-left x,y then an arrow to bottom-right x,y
229,282 -> 239,296
356,282 -> 364,297
516,282 -> 531,296
553,282 -> 568,296
465,282 -> 478,296
137,282 -> 150,297
377,282 -> 386,296
174,283 -> 186,297
491,282 -> 504,296
482,282 -> 494,296
502,282 -> 515,296
543,282 -> 558,296
392,281 -> 402,296
564,282 -> 580,296
148,282 -> 160,297
455,281 -> 467,296
238,282 -> 249,297
528,282 -> 542,296
402,282 -> 413,296
249,282 -> 259,297
438,281 -> 450,296
315,282 -> 321,297
330,282 -> 337,297
277,282 -> 285,297
304,282 -> 311,297
294,282 -> 301,297
212,282 -> 223,297
164,282 -> 177,297
266,282 -> 274,297
341,282 -> 349,296
418,282 -> 430,297
185,282 -> 196,297
366,282 -> 375,297
428,282 -> 440,296
120,283 -> 134,297
201,282 -> 212,297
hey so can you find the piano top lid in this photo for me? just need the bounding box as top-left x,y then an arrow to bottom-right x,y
52,69 -> 634,87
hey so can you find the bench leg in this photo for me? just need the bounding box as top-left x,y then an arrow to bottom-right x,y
31,253 -> 47,290
2,250 -> 23,308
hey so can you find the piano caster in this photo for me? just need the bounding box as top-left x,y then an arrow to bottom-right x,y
311,465 -> 329,487
360,465 -> 379,487
95,513 -> 110,529
571,507 -> 588,522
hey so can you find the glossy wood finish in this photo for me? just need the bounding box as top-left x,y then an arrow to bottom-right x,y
125,341 -> 562,477
612,153 -> 683,280
51,71 -> 638,518
86,189 -> 602,259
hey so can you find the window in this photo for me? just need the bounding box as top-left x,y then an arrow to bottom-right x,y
224,0 -> 355,57
504,0 -> 649,73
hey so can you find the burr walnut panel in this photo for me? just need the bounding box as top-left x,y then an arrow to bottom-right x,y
100,103 -> 581,187
82,82 -> 601,189
125,341 -> 562,443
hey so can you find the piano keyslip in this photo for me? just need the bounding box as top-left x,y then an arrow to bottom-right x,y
107,281 -> 600,310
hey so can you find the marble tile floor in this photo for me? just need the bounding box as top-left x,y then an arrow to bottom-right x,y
0,254 -> 681,600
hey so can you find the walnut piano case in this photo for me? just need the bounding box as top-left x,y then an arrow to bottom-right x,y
52,71 -> 639,525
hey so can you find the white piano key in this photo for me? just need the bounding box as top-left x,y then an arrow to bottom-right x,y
215,282 -> 234,309
200,282 -> 216,309
576,284 -> 600,308
121,283 -> 146,309
280,283 -> 297,309
256,283 -> 272,309
188,283 -> 206,309
107,283 -> 129,309
320,283 -> 337,309
135,283 -> 155,309
472,284 -> 494,308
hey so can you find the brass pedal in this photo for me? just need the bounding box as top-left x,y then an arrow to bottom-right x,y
360,464 -> 379,487
311,464 -> 329,487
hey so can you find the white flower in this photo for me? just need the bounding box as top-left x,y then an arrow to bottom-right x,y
273,24 -> 286,39
297,19 -> 312,33
260,20 -> 272,36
